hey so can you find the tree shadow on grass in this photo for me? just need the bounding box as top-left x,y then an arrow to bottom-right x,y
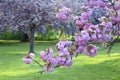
0,40 -> 21,45
0,40 -> 57,45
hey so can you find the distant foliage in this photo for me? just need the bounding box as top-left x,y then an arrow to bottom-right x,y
0,31 -> 22,40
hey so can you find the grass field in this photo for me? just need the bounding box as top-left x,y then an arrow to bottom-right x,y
0,40 -> 120,80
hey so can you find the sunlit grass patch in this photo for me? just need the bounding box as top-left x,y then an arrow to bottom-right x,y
0,41 -> 120,80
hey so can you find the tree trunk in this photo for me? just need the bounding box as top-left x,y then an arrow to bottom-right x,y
21,33 -> 29,42
29,27 -> 35,53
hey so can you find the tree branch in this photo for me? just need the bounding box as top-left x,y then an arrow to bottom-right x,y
32,59 -> 43,67
107,35 -> 120,56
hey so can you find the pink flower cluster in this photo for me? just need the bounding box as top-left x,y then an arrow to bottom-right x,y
108,1 -> 120,36
40,41 -> 73,72
87,0 -> 106,8
56,7 -> 71,21
56,41 -> 73,67
23,53 -> 35,64
84,44 -> 98,57
40,48 -> 57,72
74,6 -> 92,28
75,35 -> 87,54
109,16 -> 120,23
74,33 -> 98,57
74,21 -> 113,56
75,21 -> 113,43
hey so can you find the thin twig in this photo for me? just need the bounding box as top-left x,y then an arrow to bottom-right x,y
55,65 -> 60,68
109,0 -> 118,16
106,0 -> 119,57
37,65 -> 60,74
32,59 -> 43,67
38,70 -> 44,74
107,35 -> 120,56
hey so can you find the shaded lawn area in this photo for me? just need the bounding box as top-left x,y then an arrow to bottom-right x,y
0,40 -> 120,80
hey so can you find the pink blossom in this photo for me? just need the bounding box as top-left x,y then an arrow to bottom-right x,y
94,25 -> 101,33
59,7 -> 71,14
48,57 -> 58,65
81,12 -> 91,20
56,41 -> 72,51
75,19 -> 84,28
109,17 -> 118,22
97,1 -> 106,8
56,41 -> 65,50
98,16 -> 106,22
106,22 -> 112,29
40,51 -> 48,61
65,41 -> 73,47
75,17 -> 87,28
56,12 -> 68,21
105,29 -> 111,34
115,4 -> 120,10
56,7 -> 71,21
81,6 -> 89,12
75,35 -> 81,42
73,16 -> 79,21
116,31 -> 120,35
84,44 -> 98,57
75,35 -> 87,46
23,57 -> 32,64
103,34 -> 112,42
64,58 -> 72,67
83,23 -> 92,30
116,17 -> 120,22
75,46 -> 84,53
40,48 -> 53,62
88,1 -> 97,7
98,34 -> 102,38
47,48 -> 53,56
59,48 -> 69,56
91,34 -> 97,41
43,64 -> 54,72
29,53 -> 35,59
57,56 -> 66,66
97,34 -> 103,42
81,31 -> 90,41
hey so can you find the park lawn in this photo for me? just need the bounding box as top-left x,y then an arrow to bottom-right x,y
0,40 -> 120,80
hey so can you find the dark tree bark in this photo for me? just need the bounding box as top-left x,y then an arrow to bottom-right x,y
21,33 -> 29,42
29,27 -> 35,53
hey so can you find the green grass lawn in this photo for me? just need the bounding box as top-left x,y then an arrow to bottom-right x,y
0,40 -> 120,80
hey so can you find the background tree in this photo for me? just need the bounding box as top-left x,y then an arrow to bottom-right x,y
0,0 -> 56,53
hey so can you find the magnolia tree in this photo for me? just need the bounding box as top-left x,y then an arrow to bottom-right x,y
0,0 -> 56,53
31,0 -> 120,73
